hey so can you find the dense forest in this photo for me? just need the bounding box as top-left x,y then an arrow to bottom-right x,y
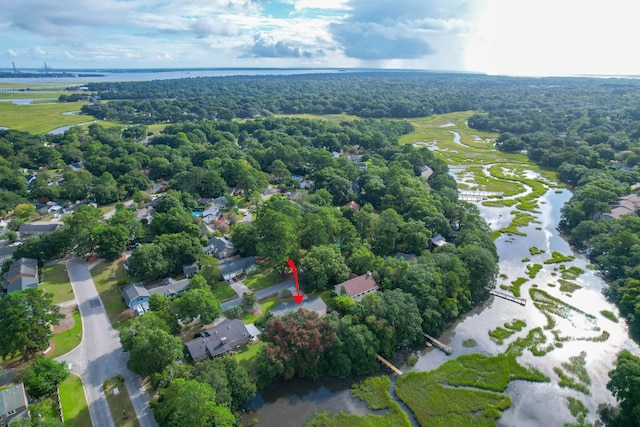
4,71 -> 640,423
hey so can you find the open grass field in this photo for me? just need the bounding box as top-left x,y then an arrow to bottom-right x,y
49,309 -> 82,358
90,259 -> 131,328
41,263 -> 75,304
59,374 -> 92,427
396,353 -> 549,427
0,101 -> 91,134
307,376 -> 411,427
244,270 -> 282,291
104,376 -> 141,427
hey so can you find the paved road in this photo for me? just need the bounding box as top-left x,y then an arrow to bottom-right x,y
221,278 -> 294,311
57,258 -> 158,427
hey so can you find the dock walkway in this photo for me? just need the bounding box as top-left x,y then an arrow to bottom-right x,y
422,333 -> 453,355
489,289 -> 527,306
376,354 -> 403,375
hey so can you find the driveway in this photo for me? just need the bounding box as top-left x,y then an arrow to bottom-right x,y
57,258 -> 158,427
220,278 -> 295,311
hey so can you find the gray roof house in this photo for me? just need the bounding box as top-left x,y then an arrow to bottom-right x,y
184,319 -> 253,362
148,278 -> 190,298
271,296 -> 327,318
204,237 -> 236,259
202,204 -> 221,224
220,257 -> 258,280
0,383 -> 29,425
18,222 -> 62,237
0,245 -> 18,263
183,263 -> 198,278
3,258 -> 38,293
428,234 -> 448,251
120,283 -> 150,313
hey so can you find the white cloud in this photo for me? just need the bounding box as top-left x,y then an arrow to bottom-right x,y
8,49 -> 18,57
33,46 -> 45,55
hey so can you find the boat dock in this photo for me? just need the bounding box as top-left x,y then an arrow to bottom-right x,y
489,289 -> 527,306
376,354 -> 403,375
422,333 -> 453,355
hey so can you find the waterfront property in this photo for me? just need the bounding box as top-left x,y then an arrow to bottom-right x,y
334,272 -> 379,302
270,296 -> 327,318
184,319 -> 255,362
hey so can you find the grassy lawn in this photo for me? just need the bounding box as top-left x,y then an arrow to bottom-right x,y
59,374 -> 92,427
104,376 -> 141,427
211,280 -> 237,301
99,203 -> 118,215
233,341 -> 266,378
0,101 -> 92,134
90,259 -> 131,328
237,297 -> 280,324
49,309 -> 82,358
0,91 -> 62,100
41,263 -> 75,304
244,270 -> 282,291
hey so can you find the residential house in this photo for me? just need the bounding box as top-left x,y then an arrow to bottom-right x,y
270,296 -> 327,318
183,263 -> 198,278
148,278 -> 190,299
0,383 -> 29,425
299,179 -> 314,190
343,201 -> 360,211
0,245 -> 18,264
18,222 -> 62,238
136,206 -> 155,223
220,257 -> 258,281
334,272 -> 379,302
204,237 -> 236,259
395,252 -> 418,263
120,283 -> 150,315
595,193 -> 640,221
0,219 -> 8,236
428,234 -> 448,252
3,258 -> 38,293
201,203 -> 221,224
184,319 -> 253,362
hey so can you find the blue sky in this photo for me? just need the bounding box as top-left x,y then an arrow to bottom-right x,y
0,0 -> 637,76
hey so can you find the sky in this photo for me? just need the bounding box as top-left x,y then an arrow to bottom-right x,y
0,0 -> 637,76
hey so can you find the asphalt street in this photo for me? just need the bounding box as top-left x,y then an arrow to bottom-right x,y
57,258 -> 158,427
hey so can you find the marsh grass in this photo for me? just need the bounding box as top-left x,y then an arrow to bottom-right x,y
559,280 -> 582,294
554,352 -> 590,395
395,353 -> 548,427
488,319 -> 527,344
600,310 -> 618,322
0,101 -> 91,133
544,252 -> 575,264
529,246 -> 545,255
307,376 -> 410,427
462,339 -> 478,348
561,266 -> 585,280
527,264 -> 543,279
501,277 -> 527,297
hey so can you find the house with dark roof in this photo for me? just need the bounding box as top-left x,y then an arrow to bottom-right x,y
148,278 -> 190,298
0,245 -> 18,263
220,257 -> 258,281
204,237 -> 236,259
270,296 -> 327,318
18,222 -> 62,238
120,283 -> 150,314
3,258 -> 38,293
0,383 -> 29,425
183,263 -> 198,278
184,319 -> 253,362
334,272 -> 379,302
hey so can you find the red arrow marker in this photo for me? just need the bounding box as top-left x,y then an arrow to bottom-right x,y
286,259 -> 304,305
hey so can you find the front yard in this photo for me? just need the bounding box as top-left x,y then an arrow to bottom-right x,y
41,263 -> 74,304
49,306 -> 82,358
59,374 -> 92,427
90,258 -> 131,328
243,270 -> 282,291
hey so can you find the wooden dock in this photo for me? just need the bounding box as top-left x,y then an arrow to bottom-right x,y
422,333 -> 453,355
489,289 -> 527,306
376,354 -> 403,375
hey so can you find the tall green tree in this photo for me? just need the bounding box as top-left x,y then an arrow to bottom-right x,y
125,328 -> 183,376
93,224 -> 129,260
172,288 -> 222,324
152,379 -> 235,427
23,356 -> 69,398
300,245 -> 350,293
0,289 -> 63,361
607,350 -> 640,426
127,244 -> 169,280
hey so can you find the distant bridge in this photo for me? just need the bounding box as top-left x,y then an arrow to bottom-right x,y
458,190 -> 504,201
489,289 -> 527,306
